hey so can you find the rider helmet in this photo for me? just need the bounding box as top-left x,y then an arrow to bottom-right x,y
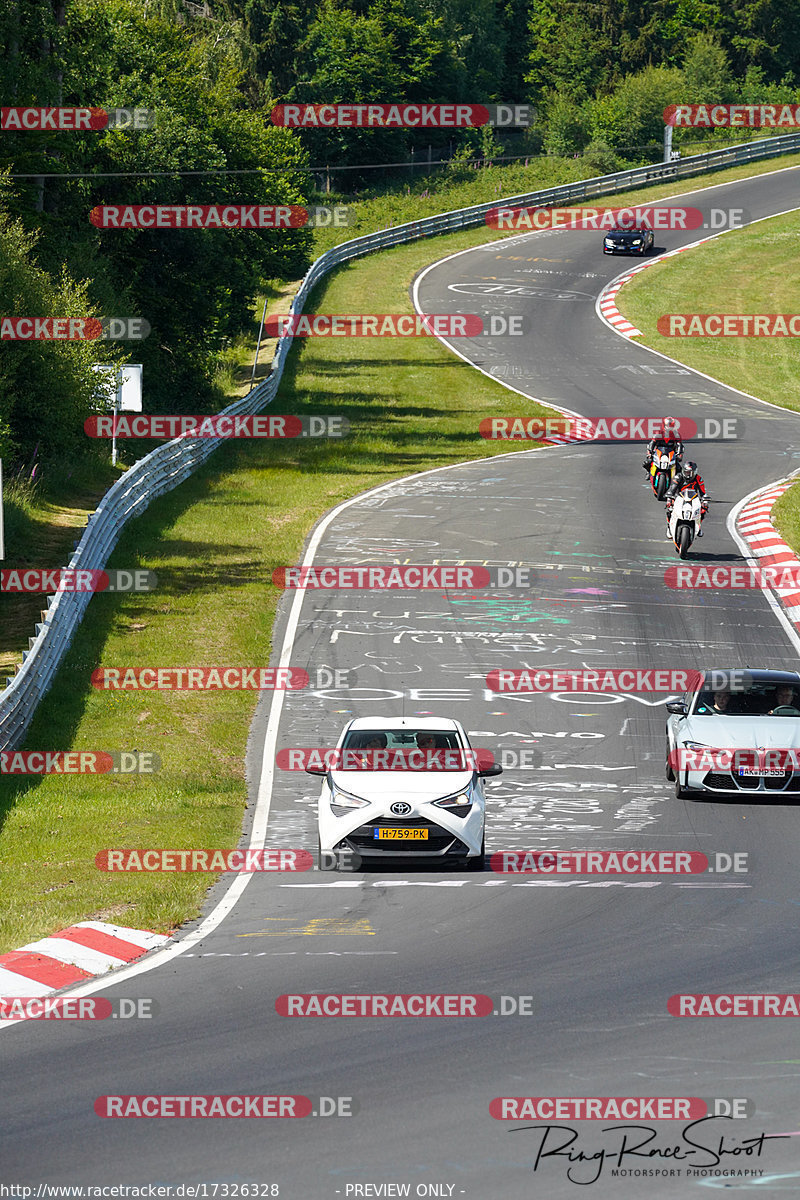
662,416 -> 678,436
681,461 -> 696,481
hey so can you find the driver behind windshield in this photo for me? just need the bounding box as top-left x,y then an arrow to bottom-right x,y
768,686 -> 799,714
696,689 -> 732,714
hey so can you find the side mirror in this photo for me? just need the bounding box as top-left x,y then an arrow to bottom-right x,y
305,764 -> 328,776
479,763 -> 504,777
666,701 -> 688,716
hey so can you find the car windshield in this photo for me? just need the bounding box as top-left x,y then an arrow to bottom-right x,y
610,226 -> 648,234
694,685 -> 800,716
342,729 -> 463,750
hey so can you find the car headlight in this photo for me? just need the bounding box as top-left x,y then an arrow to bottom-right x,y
631,238 -> 641,244
683,741 -> 709,751
432,788 -> 473,815
330,786 -> 370,811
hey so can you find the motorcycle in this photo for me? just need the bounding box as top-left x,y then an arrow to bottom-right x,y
667,486 -> 705,558
648,445 -> 679,499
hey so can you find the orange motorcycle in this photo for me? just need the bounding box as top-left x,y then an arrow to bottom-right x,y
648,445 -> 679,500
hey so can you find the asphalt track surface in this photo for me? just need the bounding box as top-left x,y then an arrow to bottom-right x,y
4,166 -> 800,1197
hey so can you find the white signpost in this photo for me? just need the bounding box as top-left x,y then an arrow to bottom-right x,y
91,363 -> 143,465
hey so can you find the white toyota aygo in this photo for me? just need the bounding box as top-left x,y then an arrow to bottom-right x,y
308,716 -> 502,871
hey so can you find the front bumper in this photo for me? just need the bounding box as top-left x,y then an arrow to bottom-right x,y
682,767 -> 800,795
339,818 -> 472,860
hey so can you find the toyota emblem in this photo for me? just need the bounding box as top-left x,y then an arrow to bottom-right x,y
390,801 -> 412,816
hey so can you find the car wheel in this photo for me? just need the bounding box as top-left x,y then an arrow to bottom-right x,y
666,738 -> 675,781
317,837 -> 337,871
467,837 -> 486,871
675,776 -> 698,800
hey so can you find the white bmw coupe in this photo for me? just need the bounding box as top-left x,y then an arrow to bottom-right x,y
666,669 -> 800,799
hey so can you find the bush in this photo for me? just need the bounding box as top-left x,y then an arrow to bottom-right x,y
581,139 -> 625,176
0,208 -> 121,470
543,93 -> 590,156
588,66 -> 686,158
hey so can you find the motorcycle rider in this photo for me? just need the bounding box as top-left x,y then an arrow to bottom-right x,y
665,460 -> 709,536
642,417 -> 684,473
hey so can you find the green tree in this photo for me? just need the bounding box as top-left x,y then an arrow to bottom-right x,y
1,0 -> 312,417
289,1 -> 406,169
210,0 -> 317,100
589,65 -> 686,156
542,92 -> 590,154
722,0 -> 800,81
0,207 -> 119,465
527,1 -> 610,103
682,31 -> 734,102
372,0 -> 448,101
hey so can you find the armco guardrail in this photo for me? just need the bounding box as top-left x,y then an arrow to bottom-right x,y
2,131 -> 800,750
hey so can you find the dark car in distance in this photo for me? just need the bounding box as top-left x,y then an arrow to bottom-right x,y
603,223 -> 654,255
